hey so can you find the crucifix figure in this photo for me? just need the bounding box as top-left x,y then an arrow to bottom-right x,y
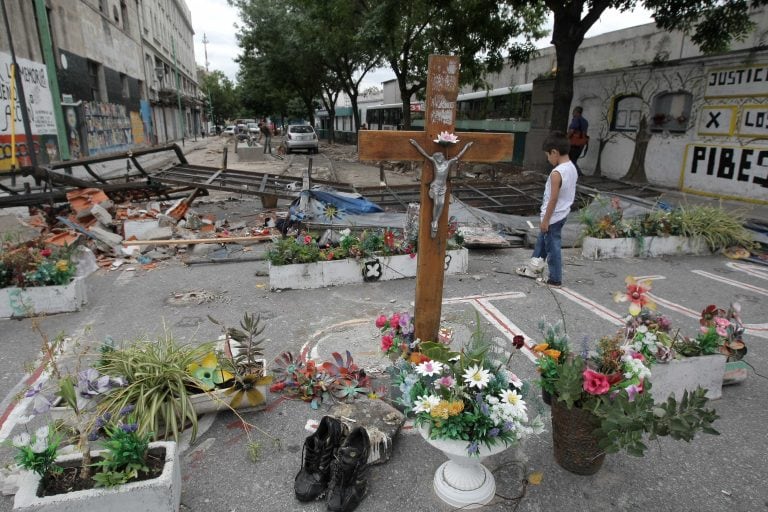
358,55 -> 514,342
409,139 -> 474,238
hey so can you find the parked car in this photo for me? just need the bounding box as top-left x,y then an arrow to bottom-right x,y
247,123 -> 260,135
223,125 -> 236,136
284,124 -> 319,154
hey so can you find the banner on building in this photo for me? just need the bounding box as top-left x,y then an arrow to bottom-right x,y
680,143 -> 768,204
1,52 -> 59,171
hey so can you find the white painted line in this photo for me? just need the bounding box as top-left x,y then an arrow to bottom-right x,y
726,262 -> 768,280
473,298 -> 537,363
442,291 -> 526,304
691,270 -> 768,297
553,287 -> 624,326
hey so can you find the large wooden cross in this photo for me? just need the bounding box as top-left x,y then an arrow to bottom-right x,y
358,55 -> 514,342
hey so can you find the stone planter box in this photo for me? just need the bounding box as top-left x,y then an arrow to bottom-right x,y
582,236 -> 710,260
0,277 -> 87,319
649,354 -> 727,402
581,237 -> 637,260
636,236 -> 710,257
269,248 -> 469,290
13,441 -> 180,512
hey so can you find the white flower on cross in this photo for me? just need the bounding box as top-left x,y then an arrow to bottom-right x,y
433,131 -> 459,145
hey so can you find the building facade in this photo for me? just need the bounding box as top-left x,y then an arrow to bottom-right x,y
0,0 -> 199,171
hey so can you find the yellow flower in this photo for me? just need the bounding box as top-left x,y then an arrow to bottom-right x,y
447,400 -> 464,416
533,343 -> 549,353
55,260 -> 69,272
543,349 -> 561,360
430,401 -> 450,419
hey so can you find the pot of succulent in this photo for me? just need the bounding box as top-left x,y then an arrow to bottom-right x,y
390,317 -> 543,509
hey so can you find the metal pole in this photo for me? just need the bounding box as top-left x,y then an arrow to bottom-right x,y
33,0 -> 69,160
172,37 -> 185,146
1,0 -> 39,169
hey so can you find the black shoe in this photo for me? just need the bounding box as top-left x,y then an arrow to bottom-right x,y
326,427 -> 370,512
295,416 -> 348,502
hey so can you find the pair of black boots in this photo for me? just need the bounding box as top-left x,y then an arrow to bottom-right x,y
295,416 -> 370,512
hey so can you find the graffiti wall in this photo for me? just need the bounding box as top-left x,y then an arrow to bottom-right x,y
83,101 -> 133,156
0,52 -> 59,171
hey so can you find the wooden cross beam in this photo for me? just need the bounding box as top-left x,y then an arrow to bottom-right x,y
358,55 -> 514,342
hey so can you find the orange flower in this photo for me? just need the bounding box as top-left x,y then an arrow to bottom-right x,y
533,343 -> 549,353
543,349 -> 561,360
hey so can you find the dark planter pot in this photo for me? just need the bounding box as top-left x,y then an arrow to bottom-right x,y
551,399 -> 606,475
541,389 -> 552,406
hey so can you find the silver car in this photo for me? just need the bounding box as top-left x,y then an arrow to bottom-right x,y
284,125 -> 319,154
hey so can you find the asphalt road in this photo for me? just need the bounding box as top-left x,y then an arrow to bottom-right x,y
0,245 -> 766,511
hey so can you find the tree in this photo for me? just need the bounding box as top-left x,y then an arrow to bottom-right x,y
198,69 -> 238,125
545,0 -> 768,133
363,0 -> 547,129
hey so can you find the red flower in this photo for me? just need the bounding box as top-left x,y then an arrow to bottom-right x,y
384,230 -> 395,248
270,382 -> 287,392
512,335 -> 525,349
326,252 -> 334,261
583,369 -> 610,395
303,235 -> 312,244
40,248 -> 52,258
380,335 -> 394,352
375,315 -> 388,329
390,313 -> 400,328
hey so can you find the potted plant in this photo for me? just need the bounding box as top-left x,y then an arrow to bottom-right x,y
11,415 -> 181,512
97,332 -> 211,443
388,315 -> 543,508
0,240 -> 85,318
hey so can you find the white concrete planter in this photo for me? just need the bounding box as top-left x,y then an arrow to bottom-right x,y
269,248 -> 469,290
637,236 -> 710,257
649,354 -> 727,402
13,441 -> 180,512
0,277 -> 87,319
581,237 -> 637,260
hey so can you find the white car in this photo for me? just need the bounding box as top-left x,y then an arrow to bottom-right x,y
222,125 -> 236,136
284,125 -> 319,154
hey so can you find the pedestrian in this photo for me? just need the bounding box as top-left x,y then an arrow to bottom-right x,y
259,122 -> 272,154
516,131 -> 578,288
567,106 -> 588,177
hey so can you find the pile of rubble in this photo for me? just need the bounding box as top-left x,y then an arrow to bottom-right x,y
14,188 -> 279,271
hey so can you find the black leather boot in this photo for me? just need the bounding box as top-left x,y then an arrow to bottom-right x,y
294,416 -> 348,501
326,427 -> 370,512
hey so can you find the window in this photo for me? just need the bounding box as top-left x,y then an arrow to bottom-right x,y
611,95 -> 643,132
120,73 -> 129,99
87,60 -> 103,101
651,92 -> 692,133
113,5 -> 119,23
121,1 -> 129,31
98,0 -> 105,13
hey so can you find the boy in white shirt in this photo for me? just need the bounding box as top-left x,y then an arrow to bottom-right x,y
516,131 -> 578,287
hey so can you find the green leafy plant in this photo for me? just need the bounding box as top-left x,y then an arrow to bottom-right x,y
9,425 -> 63,477
0,241 -> 78,289
677,204 -> 755,250
92,416 -> 152,488
578,196 -> 632,239
98,332 -> 211,443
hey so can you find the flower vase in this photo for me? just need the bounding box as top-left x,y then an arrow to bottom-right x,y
550,399 -> 605,475
418,425 -> 518,509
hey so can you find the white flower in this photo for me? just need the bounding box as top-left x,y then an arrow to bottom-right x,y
500,389 -> 523,406
413,394 -> 441,414
415,360 -> 445,377
433,131 -> 459,144
637,325 -> 648,334
504,370 -> 523,388
30,438 -> 48,454
463,365 -> 491,389
35,425 -> 49,440
12,432 -> 30,448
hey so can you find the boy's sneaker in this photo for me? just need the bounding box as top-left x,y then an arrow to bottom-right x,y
537,278 -> 561,288
516,257 -> 545,279
295,416 -> 348,502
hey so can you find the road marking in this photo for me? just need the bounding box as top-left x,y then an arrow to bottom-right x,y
726,262 -> 768,280
691,270 -> 768,297
553,287 -> 624,325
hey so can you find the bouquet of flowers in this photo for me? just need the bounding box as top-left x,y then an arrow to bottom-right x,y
389,320 -> 543,455
375,312 -> 416,359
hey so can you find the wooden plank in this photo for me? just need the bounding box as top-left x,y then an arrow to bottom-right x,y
122,235 -> 272,246
358,130 -> 514,162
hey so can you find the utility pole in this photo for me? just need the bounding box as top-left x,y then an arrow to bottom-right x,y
172,37 -> 185,146
202,33 -> 209,73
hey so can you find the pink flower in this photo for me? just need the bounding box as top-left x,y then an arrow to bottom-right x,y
380,335 -> 394,352
631,351 -> 644,361
303,235 -> 312,244
625,384 -> 642,402
714,317 -> 730,336
434,376 -> 455,388
583,369 -> 610,395
40,248 -> 52,258
390,313 -> 400,329
375,315 -> 388,329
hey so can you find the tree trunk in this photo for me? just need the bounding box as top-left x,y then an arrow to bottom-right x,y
400,87 -> 411,130
593,138 -> 608,177
623,116 -> 651,183
550,41 -> 579,132
328,113 -> 336,143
